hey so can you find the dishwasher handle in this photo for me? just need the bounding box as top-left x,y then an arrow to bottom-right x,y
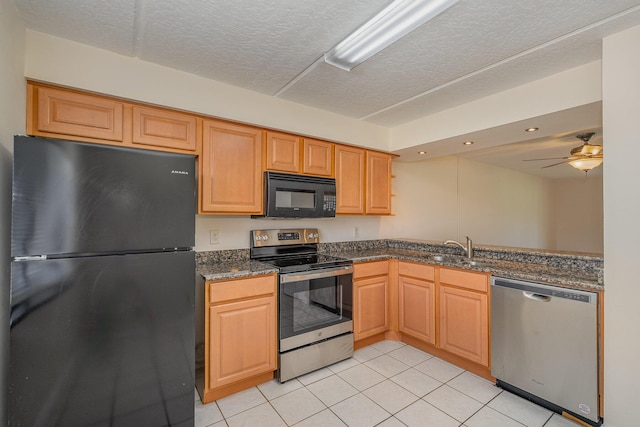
523,291 -> 551,302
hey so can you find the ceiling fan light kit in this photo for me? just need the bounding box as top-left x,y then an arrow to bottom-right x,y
525,132 -> 603,174
324,0 -> 459,71
569,157 -> 603,172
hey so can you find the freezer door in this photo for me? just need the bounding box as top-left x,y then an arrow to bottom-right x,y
9,251 -> 195,427
12,136 -> 195,257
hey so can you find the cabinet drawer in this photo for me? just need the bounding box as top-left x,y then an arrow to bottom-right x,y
399,262 -> 434,281
209,275 -> 275,304
439,268 -> 488,293
354,261 -> 389,279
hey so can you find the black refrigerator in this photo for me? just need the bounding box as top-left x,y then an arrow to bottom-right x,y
10,136 -> 196,426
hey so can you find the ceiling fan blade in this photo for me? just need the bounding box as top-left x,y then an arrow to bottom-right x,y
523,157 -> 570,161
541,160 -> 571,168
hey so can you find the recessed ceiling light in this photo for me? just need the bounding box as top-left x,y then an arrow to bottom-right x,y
463,141 -> 474,145
418,151 -> 427,155
525,127 -> 539,132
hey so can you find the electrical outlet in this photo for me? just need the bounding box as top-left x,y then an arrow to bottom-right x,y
210,229 -> 220,245
354,227 -> 360,238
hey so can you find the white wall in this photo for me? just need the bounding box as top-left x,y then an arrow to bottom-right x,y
381,157 -> 557,249
380,156 -> 458,242
24,31 -> 389,152
0,0 -> 26,423
553,176 -> 603,253
602,24 -> 640,427
195,216 -> 382,251
458,158 -> 555,249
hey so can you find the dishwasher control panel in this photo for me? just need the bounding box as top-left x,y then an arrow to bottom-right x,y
492,277 -> 596,304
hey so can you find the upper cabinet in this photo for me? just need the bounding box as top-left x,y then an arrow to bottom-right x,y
29,85 -> 124,142
366,151 -> 393,215
335,145 -> 393,215
200,119 -> 264,214
265,132 -> 333,177
265,131 -> 301,173
335,145 -> 366,214
132,106 -> 198,151
302,138 -> 333,176
26,82 -> 393,216
27,82 -> 198,153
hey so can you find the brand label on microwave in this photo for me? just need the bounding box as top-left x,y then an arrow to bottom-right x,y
171,170 -> 189,175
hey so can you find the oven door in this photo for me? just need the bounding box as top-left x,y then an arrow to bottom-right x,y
279,266 -> 353,352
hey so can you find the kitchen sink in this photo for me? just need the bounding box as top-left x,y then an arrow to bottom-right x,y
457,259 -> 493,267
428,254 -> 494,268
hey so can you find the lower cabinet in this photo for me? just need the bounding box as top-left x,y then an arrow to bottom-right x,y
353,261 -> 389,341
398,262 -> 436,345
438,268 -> 490,367
199,274 -> 277,403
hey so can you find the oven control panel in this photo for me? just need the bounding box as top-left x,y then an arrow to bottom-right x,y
251,228 -> 320,247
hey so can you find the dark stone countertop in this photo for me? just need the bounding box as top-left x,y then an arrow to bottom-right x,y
321,247 -> 602,291
196,239 -> 603,291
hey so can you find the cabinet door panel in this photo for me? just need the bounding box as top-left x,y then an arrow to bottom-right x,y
366,151 -> 392,215
399,276 -> 435,344
36,86 -> 124,141
335,145 -> 365,214
439,285 -> 489,366
132,106 -> 197,151
209,296 -> 276,388
354,276 -> 389,340
302,138 -> 333,176
201,120 -> 263,213
265,131 -> 300,173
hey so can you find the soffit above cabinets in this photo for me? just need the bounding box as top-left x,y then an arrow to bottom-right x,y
12,0 -> 640,127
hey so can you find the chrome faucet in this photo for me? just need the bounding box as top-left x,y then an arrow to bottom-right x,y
444,236 -> 474,259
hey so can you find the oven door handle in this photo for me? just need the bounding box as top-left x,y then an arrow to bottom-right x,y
280,265 -> 353,283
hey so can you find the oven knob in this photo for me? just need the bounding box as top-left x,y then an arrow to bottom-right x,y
308,233 -> 318,239
261,235 -> 269,241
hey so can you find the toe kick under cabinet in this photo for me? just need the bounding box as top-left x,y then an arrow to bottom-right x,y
196,274 -> 277,403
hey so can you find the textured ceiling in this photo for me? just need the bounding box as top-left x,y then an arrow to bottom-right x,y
11,0 -> 640,177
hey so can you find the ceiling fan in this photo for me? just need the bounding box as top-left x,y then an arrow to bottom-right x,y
524,132 -> 603,173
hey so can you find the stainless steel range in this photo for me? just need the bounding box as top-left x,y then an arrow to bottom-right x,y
250,228 -> 354,382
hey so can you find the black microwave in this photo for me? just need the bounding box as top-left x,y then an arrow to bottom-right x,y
253,172 -> 336,218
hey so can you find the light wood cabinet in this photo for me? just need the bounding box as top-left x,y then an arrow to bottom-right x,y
302,138 -> 333,176
353,261 -> 389,341
265,133 -> 334,177
30,85 -> 124,142
398,262 -> 436,345
202,275 -> 277,403
366,151 -> 393,215
200,119 -> 264,214
27,82 -> 199,153
265,131 -> 301,173
335,145 -> 366,214
132,105 -> 198,151
438,268 -> 490,367
335,145 -> 393,215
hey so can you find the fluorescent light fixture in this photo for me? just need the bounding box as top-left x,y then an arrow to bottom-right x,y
324,0 -> 459,71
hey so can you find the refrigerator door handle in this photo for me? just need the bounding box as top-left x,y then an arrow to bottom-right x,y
13,255 -> 47,261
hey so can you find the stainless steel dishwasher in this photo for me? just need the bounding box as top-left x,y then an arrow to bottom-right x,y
490,277 -> 601,426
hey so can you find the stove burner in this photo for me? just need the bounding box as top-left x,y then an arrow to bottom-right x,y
259,253 -> 351,273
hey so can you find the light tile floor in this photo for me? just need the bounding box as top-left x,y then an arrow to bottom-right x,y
195,340 -> 586,427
